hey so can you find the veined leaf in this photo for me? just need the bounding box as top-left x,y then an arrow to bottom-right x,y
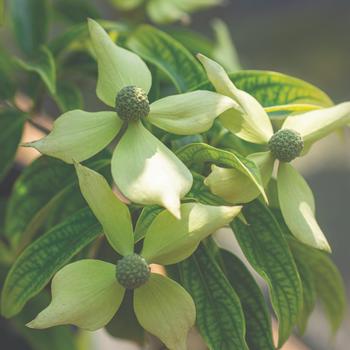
176,143 -> 267,202
15,46 -> 56,94
289,239 -> 346,333
10,0 -> 49,55
134,205 -> 163,242
1,208 -> 102,318
293,255 -> 317,334
179,244 -> 248,350
127,25 -> 206,92
186,172 -> 228,205
0,48 -> 16,99
194,70 -> 333,108
5,153 -> 109,247
0,108 -> 27,181
231,200 -> 303,347
220,250 -> 275,350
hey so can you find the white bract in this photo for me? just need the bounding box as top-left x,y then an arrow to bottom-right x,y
198,54 -> 350,251
25,20 -> 238,218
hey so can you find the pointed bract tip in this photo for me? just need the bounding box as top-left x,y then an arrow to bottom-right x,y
162,196 -> 182,220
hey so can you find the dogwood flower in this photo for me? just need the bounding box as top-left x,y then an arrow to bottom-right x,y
197,54 -> 350,252
25,20 -> 237,218
27,164 -> 241,350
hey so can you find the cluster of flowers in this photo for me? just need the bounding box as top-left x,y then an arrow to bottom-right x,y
25,19 -> 350,350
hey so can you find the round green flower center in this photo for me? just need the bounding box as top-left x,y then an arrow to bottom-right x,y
115,86 -> 150,122
116,254 -> 150,289
268,129 -> 304,162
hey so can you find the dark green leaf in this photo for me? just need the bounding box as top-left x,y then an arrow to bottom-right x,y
289,239 -> 346,333
232,200 -> 303,347
10,0 -> 49,55
4,154 -> 109,247
186,172 -> 228,205
293,255 -> 317,334
54,0 -> 100,23
179,244 -> 248,350
220,249 -> 275,350
127,25 -> 206,92
194,70 -> 333,107
1,207 -> 102,318
0,48 -> 16,99
53,81 -> 83,112
134,205 -> 163,242
15,46 -> 56,94
176,143 -> 267,202
0,108 -> 27,181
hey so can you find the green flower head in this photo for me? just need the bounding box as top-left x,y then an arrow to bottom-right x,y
27,164 -> 241,350
198,54 -> 350,252
24,19 -> 236,218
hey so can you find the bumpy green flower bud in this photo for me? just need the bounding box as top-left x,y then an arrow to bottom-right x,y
115,86 -> 150,122
116,254 -> 150,289
268,129 -> 304,162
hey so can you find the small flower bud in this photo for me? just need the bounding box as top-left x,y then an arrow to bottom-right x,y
116,254 -> 150,289
268,129 -> 304,162
115,86 -> 150,122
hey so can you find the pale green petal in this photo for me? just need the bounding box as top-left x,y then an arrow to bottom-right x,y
141,203 -> 241,265
277,163 -> 331,252
27,260 -> 125,331
112,121 -> 192,218
75,163 -> 134,256
282,102 -> 350,152
148,90 -> 238,135
25,110 -> 121,163
205,151 -> 274,204
134,273 -> 195,350
88,19 -> 152,106
197,54 -> 273,144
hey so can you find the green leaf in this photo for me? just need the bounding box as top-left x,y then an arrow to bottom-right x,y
277,163 -> 330,251
186,172 -> 229,206
54,0 -> 100,23
127,25 -> 206,92
134,205 -> 163,242
109,0 -> 143,11
27,259 -> 124,330
4,154 -> 109,247
179,244 -> 248,350
194,70 -> 333,108
289,239 -> 346,333
10,0 -> 49,55
0,48 -> 16,99
0,0 -> 4,25
293,254 -> 317,334
75,163 -> 134,256
176,143 -> 267,202
231,200 -> 303,347
1,207 -> 102,318
141,203 -> 241,265
53,81 -> 83,112
220,249 -> 274,350
0,108 -> 27,181
15,46 -> 56,94
134,273 -> 195,350
167,28 -> 213,57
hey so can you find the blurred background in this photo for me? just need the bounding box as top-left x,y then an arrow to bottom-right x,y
2,0 -> 349,349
